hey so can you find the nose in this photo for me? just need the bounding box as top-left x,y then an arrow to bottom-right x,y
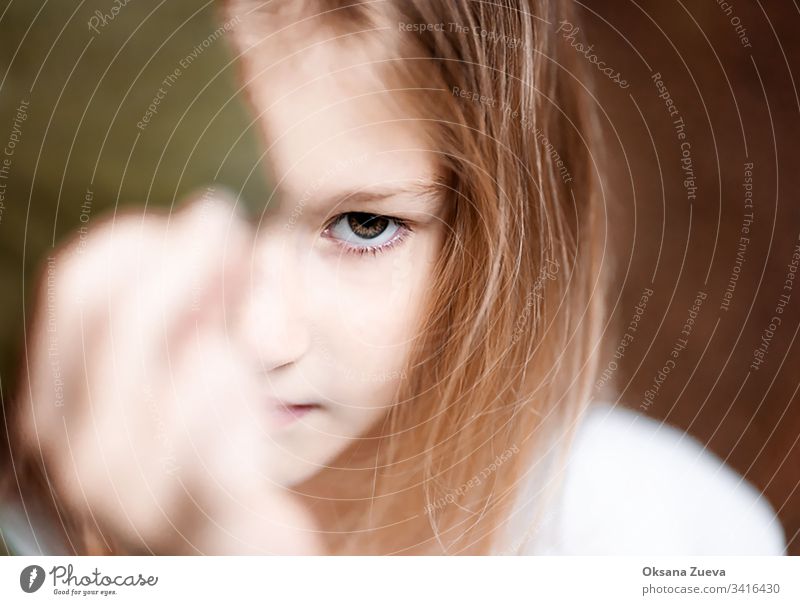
238,226 -> 311,372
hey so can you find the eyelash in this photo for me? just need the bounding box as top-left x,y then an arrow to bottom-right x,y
322,213 -> 413,257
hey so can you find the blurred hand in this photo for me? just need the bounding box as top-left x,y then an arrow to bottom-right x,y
18,192 -> 320,554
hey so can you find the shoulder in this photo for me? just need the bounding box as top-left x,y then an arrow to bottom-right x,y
534,403 -> 786,555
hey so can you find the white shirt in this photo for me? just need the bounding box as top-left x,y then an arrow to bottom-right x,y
500,403 -> 786,555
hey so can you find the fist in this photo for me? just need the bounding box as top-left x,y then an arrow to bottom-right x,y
17,192 -> 320,554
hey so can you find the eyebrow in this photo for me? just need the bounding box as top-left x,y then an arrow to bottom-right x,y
281,180 -> 446,216
319,188 -> 404,208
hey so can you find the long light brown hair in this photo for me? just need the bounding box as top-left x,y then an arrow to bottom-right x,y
222,0 -> 608,554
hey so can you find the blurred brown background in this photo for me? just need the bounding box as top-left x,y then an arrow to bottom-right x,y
584,1 -> 800,552
0,1 -> 798,554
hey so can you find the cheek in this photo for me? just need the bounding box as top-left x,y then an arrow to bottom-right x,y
309,238 -> 434,387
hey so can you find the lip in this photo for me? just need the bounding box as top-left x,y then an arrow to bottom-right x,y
268,398 -> 322,429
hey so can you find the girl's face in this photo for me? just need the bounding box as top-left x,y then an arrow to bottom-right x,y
236,42 -> 446,486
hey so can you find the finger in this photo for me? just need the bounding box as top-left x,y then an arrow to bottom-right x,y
63,193 -> 254,546
18,209 -> 164,453
25,192 -> 251,536
42,192 -> 249,444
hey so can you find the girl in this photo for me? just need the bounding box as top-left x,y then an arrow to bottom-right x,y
1,0 -> 784,555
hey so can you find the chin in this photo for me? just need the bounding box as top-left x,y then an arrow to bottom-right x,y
270,460 -> 322,487
264,441 -> 341,488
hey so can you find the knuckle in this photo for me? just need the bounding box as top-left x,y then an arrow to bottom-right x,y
47,213 -> 165,310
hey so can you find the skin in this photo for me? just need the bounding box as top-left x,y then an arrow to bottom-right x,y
21,34 -> 446,553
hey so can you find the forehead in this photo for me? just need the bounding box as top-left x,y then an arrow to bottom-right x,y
245,40 -> 436,199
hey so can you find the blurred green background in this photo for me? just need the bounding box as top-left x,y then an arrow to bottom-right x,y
0,0 -> 269,398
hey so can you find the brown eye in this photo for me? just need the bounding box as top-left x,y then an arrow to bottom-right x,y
325,212 -> 408,255
346,213 -> 388,239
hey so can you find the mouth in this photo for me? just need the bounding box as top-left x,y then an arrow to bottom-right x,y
269,400 -> 322,429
